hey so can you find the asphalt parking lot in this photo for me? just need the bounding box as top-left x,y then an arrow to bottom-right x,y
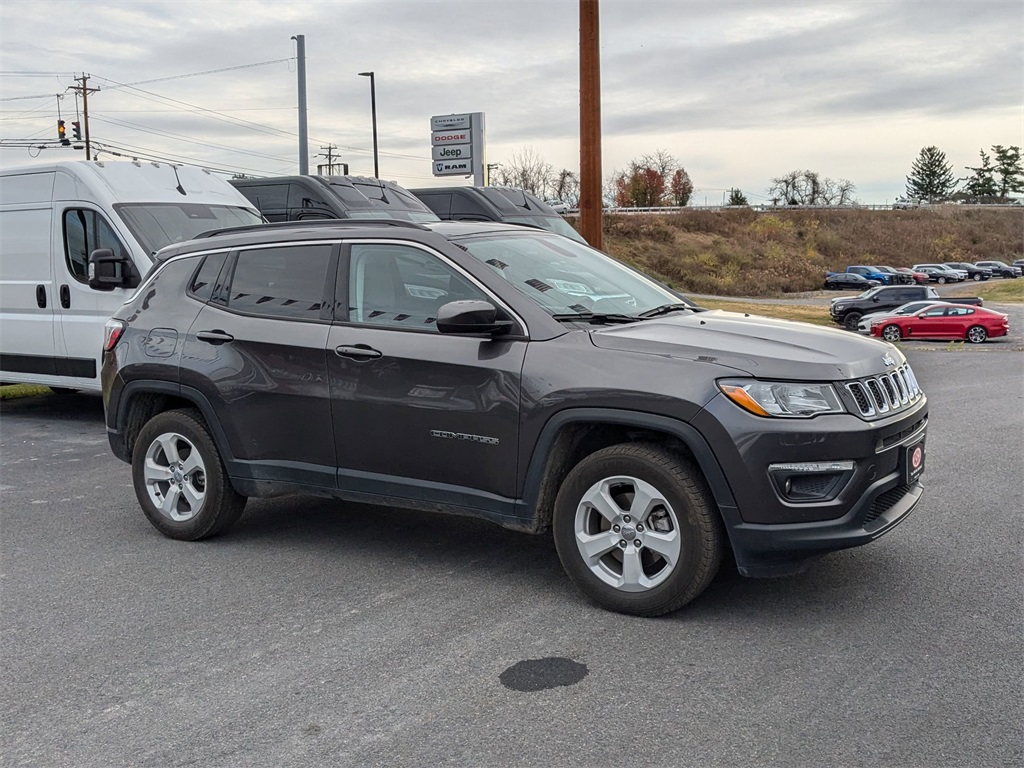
2,348 -> 1022,767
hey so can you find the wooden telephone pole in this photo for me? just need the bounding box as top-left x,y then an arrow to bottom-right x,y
70,75 -> 99,161
579,0 -> 603,249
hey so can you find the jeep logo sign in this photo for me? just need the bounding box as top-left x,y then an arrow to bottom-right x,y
430,112 -> 485,183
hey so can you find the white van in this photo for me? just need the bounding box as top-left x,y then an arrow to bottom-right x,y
0,160 -> 262,392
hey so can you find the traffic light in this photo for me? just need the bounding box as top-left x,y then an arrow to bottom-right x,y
71,121 -> 81,141
57,119 -> 69,145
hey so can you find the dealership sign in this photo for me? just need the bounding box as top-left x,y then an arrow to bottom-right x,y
430,112 -> 485,184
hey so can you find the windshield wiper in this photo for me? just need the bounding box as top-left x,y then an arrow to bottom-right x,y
637,303 -> 697,318
551,312 -> 639,325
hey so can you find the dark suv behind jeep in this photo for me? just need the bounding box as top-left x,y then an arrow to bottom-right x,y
101,220 -> 928,616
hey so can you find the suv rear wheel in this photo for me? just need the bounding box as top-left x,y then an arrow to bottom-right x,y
843,311 -> 863,331
552,443 -> 724,616
132,408 -> 246,540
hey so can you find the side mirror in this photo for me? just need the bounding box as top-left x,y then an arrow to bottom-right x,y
871,296 -> 880,302
88,249 -> 139,290
436,300 -> 513,336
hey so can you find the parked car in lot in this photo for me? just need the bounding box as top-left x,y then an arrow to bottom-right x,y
944,262 -> 991,281
974,260 -> 1021,278
895,267 -> 930,284
824,272 -> 880,291
912,265 -> 964,284
410,186 -> 587,244
845,265 -> 898,285
830,284 -> 943,330
99,219 -> 929,616
874,266 -> 916,285
1013,259 -> 1024,273
544,199 -> 571,214
869,305 -> 1009,344
855,300 -> 955,335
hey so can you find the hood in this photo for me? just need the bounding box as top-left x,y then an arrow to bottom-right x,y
589,310 -> 904,380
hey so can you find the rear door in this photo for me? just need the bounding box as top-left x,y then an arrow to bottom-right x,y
180,241 -> 338,488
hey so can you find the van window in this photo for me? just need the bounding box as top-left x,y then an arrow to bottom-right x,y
116,203 -> 262,255
227,245 -> 332,320
62,208 -> 130,282
236,183 -> 288,212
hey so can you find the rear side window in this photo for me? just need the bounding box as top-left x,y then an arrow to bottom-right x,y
62,208 -> 130,282
227,245 -> 332,320
188,252 -> 228,302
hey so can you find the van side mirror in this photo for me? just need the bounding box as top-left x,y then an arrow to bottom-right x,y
436,300 -> 513,336
88,249 -> 139,290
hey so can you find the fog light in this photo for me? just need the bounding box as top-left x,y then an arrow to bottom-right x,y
768,461 -> 856,503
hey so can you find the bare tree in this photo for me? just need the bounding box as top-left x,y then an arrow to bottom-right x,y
768,170 -> 855,205
491,147 -> 554,196
551,169 -> 580,206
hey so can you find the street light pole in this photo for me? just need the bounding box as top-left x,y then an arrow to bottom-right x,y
358,71 -> 379,178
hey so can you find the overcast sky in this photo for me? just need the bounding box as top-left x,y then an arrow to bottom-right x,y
1,0 -> 1021,204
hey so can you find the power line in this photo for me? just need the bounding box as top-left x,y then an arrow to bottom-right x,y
100,59 -> 292,90
90,114 -> 295,164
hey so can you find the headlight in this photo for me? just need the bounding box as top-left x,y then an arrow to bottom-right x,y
834,304 -> 846,312
718,379 -> 846,418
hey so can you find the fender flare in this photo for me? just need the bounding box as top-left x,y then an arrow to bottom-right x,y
520,408 -> 738,517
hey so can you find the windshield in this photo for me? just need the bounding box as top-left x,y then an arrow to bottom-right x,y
116,203 -> 262,256
330,179 -> 440,222
458,232 -> 682,316
504,214 -> 588,244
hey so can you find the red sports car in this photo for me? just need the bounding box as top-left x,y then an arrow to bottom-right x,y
870,305 -> 1009,343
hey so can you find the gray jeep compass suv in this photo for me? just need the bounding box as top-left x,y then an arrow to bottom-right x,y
99,220 -> 928,616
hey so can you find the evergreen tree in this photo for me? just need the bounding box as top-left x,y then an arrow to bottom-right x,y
727,188 -> 748,206
962,150 -> 999,198
992,145 -> 1024,198
905,146 -> 956,200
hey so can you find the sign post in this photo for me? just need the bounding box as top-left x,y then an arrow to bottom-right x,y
430,113 -> 485,185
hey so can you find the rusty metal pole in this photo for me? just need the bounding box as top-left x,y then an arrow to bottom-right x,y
579,0 -> 603,249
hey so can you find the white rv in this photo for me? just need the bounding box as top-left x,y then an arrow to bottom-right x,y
0,160 -> 262,392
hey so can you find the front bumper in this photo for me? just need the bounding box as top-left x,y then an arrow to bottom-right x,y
692,391 -> 928,577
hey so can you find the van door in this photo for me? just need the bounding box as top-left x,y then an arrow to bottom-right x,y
54,206 -> 136,388
0,204 -> 59,383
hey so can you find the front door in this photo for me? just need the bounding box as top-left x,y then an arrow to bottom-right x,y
327,242 -> 526,502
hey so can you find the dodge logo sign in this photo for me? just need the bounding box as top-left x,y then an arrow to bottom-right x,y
882,354 -> 895,367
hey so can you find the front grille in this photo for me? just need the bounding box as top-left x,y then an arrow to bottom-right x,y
844,363 -> 923,418
864,483 -> 913,524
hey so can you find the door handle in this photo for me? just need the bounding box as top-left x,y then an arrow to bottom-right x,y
196,330 -> 235,345
59,284 -> 70,309
335,344 -> 382,360
36,285 -> 47,309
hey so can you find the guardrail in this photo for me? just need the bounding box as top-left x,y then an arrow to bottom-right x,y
564,203 -> 1022,216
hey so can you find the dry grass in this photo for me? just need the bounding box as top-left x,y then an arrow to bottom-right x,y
946,279 -> 1024,303
600,208 -> 1024,297
694,298 -> 835,327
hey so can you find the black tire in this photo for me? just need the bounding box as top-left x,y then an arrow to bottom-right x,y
552,443 -> 725,617
966,325 -> 988,344
882,324 -> 902,342
973,273 -> 982,281
824,281 -> 834,290
843,311 -> 863,331
937,276 -> 947,284
132,408 -> 246,540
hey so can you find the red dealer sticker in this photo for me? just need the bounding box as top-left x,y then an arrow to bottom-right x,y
905,441 -> 925,484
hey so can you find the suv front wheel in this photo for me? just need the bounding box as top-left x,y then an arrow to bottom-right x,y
552,443 -> 724,616
132,408 -> 246,540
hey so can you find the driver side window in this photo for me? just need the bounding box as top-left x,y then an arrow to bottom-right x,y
62,208 -> 130,283
347,244 -> 486,332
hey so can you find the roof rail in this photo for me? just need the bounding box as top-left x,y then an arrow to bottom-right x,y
193,218 -> 432,240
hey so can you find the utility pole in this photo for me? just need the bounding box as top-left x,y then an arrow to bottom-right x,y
317,144 -> 348,175
292,35 -> 309,174
70,74 -> 99,161
579,0 -> 603,249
